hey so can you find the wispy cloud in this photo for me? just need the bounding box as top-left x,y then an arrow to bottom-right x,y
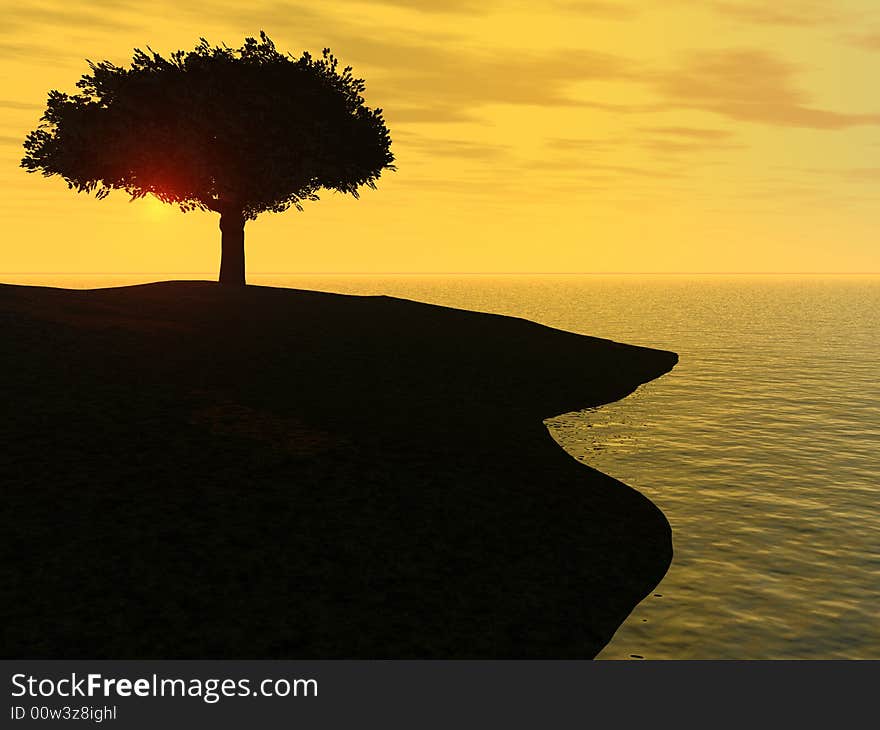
558,1 -> 640,19
0,99 -> 42,111
847,32 -> 880,50
341,40 -> 640,124
588,163 -> 687,178
635,126 -> 741,154
638,126 -> 734,139
708,1 -> 846,27
0,3 -> 141,36
384,105 -> 475,124
353,0 -> 490,14
525,155 -> 687,179
546,137 -> 622,151
836,167 -> 880,180
640,138 -> 743,154
89,4 -> 640,123
3,2 -> 637,124
0,40 -> 87,64
543,125 -> 741,166
652,49 -> 880,129
395,132 -> 510,160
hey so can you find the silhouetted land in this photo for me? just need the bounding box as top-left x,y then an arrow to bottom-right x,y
1,282 -> 676,658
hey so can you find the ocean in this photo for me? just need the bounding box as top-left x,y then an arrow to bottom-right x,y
5,273 -> 879,659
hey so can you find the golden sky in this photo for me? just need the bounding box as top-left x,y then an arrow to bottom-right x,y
1,0 -> 878,274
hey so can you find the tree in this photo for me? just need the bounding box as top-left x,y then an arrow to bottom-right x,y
21,32 -> 394,286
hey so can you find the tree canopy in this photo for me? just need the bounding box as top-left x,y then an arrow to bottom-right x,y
21,32 -> 395,220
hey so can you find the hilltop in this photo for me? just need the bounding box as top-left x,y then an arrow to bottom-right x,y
1,281 -> 676,658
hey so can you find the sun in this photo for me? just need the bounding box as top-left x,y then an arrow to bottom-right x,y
138,194 -> 175,221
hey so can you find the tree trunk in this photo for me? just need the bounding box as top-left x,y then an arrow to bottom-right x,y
219,209 -> 246,287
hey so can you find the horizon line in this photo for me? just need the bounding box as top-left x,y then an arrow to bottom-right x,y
2,271 -> 880,277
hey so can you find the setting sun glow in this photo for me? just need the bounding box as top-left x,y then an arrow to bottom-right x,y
1,1 -> 878,274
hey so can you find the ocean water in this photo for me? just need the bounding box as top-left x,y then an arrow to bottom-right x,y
5,273 -> 879,659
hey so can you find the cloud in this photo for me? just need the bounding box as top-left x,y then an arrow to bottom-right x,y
709,1 -> 845,27
384,105 -> 475,123
339,38 -> 637,108
546,137 -> 622,151
0,3 -> 140,36
346,34 -> 880,132
640,138 -> 742,154
635,126 -> 741,154
778,166 -> 880,183
837,167 -> 880,181
0,40 -> 87,64
10,2 -> 877,136
352,0 -> 489,13
847,33 -> 880,50
525,157 -> 686,179
395,132 -> 510,160
544,125 -> 741,165
558,1 -> 639,19
0,99 -> 42,111
653,49 -> 880,129
588,163 -> 687,178
1,1 -> 639,125
91,3 -> 639,123
325,37 -> 640,124
638,126 -> 734,139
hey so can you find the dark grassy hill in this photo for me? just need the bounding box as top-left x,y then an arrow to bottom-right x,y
0,281 -> 676,658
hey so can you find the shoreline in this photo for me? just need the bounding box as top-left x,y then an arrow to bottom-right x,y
1,281 -> 677,658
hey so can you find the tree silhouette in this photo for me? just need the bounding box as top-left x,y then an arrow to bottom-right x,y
21,32 -> 394,286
